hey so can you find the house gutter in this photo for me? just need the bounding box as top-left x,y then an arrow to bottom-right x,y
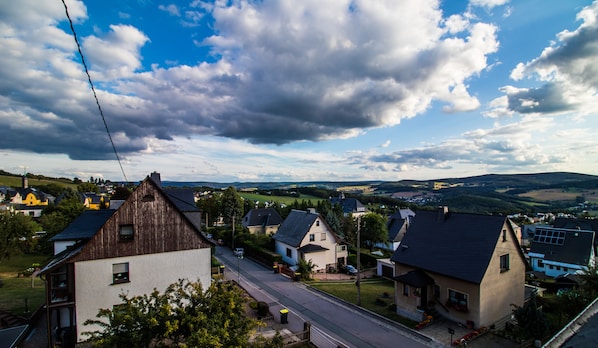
542,295 -> 598,347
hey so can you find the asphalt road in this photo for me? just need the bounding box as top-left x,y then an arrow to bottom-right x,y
215,246 -> 438,348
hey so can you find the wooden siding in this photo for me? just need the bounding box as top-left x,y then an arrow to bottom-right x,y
73,178 -> 210,262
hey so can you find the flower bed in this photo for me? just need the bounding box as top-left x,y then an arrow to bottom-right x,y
452,326 -> 489,346
414,314 -> 434,330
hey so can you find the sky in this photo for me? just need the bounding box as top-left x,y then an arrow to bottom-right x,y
1,0 -> 597,183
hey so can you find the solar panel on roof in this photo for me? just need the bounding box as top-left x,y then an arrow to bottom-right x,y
533,228 -> 565,245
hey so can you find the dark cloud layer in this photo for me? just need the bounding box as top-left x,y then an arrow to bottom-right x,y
0,0 -> 497,160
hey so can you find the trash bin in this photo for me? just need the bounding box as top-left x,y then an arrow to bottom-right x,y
294,272 -> 301,281
280,309 -> 289,324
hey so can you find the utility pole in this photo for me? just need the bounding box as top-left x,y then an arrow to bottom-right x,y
357,216 -> 361,306
232,215 -> 235,250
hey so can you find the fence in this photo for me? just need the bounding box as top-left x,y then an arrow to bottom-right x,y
309,325 -> 348,348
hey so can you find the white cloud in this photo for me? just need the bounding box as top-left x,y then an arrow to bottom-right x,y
82,25 -> 149,79
499,1 -> 598,117
158,4 -> 181,17
470,0 -> 510,9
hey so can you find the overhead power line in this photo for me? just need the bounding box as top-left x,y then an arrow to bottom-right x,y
61,0 -> 129,182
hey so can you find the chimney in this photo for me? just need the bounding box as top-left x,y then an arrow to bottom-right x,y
437,206 -> 449,222
307,208 -> 316,214
22,175 -> 28,189
150,172 -> 161,187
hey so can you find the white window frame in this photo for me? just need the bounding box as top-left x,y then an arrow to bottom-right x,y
112,262 -> 130,284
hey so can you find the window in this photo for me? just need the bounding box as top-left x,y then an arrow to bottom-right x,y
434,284 -> 440,299
403,283 -> 409,296
112,263 -> 129,284
286,248 -> 292,258
447,289 -> 468,312
316,220 -> 320,226
549,265 -> 554,269
556,266 -> 561,271
309,234 -> 315,242
321,233 -> 326,241
502,229 -> 507,242
119,225 -> 134,241
500,254 -> 510,272
341,245 -> 346,251
564,267 -> 569,272
538,259 -> 544,268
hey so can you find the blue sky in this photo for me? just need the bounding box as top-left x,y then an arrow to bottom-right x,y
1,0 -> 597,183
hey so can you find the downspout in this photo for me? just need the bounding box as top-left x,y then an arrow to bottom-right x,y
40,273 -> 52,348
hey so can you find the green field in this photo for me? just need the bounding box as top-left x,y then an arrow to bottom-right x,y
0,254 -> 50,316
0,174 -> 77,190
239,192 -> 323,206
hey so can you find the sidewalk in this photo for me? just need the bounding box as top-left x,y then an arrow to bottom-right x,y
216,252 -> 307,335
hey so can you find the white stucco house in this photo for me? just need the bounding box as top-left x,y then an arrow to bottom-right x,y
273,209 -> 347,272
528,226 -> 595,278
38,173 -> 213,347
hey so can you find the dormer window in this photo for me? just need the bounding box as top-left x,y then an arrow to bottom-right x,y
119,225 -> 134,241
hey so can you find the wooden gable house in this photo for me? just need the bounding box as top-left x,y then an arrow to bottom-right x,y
39,173 -> 213,346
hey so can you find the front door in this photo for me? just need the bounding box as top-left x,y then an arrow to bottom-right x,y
420,286 -> 429,310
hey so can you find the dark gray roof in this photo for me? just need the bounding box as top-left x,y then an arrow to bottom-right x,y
273,210 -> 319,247
38,241 -> 85,274
529,228 -> 594,266
553,217 -> 598,232
329,197 -> 366,214
393,269 -> 434,287
387,218 -> 408,241
387,209 -> 415,241
49,209 -> 115,242
390,210 -> 511,284
242,208 -> 283,227
163,188 -> 198,212
544,296 -> 598,348
298,243 -> 329,253
553,217 -> 598,245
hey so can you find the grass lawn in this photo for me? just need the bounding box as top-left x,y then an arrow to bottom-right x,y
308,278 -> 417,328
0,254 -> 50,317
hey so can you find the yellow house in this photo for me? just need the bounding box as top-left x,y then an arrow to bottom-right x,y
83,193 -> 108,210
19,188 -> 49,206
391,207 -> 526,329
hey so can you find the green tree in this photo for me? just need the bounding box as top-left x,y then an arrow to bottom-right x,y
358,213 -> 388,251
83,279 -> 282,347
40,191 -> 85,246
342,213 -> 357,246
0,211 -> 41,260
297,258 -> 316,281
111,186 -> 132,200
220,186 -> 243,225
197,194 -> 219,228
78,182 -> 99,193
512,292 -> 550,340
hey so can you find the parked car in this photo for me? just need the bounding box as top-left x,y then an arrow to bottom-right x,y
233,247 -> 244,257
344,265 -> 358,275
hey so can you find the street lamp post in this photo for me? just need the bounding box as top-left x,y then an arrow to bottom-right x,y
236,250 -> 244,284
357,216 -> 361,306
